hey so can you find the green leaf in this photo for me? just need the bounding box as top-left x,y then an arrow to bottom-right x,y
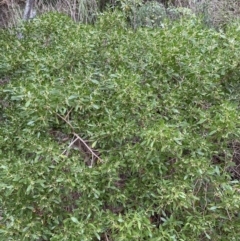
92,104 -> 100,109
94,232 -> 101,240
208,206 -> 217,211
90,79 -> 99,85
92,141 -> 97,148
173,138 -> 182,145
137,220 -> 141,230
68,95 -> 78,100
196,119 -> 207,125
70,217 -> 79,224
118,216 -> 124,223
27,121 -> 35,126
209,130 -> 217,136
26,185 -> 32,194
25,100 -> 31,107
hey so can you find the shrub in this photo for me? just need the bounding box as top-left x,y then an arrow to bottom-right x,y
0,11 -> 240,240
129,1 -> 167,28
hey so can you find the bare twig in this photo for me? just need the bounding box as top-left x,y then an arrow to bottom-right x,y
55,112 -> 74,130
104,232 -> 110,241
61,136 -> 78,156
226,208 -> 232,221
56,111 -> 103,165
73,133 -> 103,164
65,107 -> 73,122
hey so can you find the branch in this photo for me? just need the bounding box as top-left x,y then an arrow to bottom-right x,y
65,107 -> 73,122
55,112 -> 74,130
61,137 -> 79,156
104,233 -> 110,241
73,133 -> 103,164
56,112 -> 103,165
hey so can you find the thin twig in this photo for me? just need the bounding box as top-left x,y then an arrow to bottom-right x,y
61,136 -> 78,156
226,208 -> 232,221
104,232 -> 110,241
56,111 -> 103,164
73,133 -> 103,163
55,112 -> 74,130
65,107 -> 73,122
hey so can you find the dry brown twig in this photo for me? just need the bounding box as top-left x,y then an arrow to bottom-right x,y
56,111 -> 103,166
73,132 -> 103,166
104,232 -> 110,241
61,136 -> 79,156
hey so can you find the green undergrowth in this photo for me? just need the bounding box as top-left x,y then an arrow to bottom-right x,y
0,11 -> 240,240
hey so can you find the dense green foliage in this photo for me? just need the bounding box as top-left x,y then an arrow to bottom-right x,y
0,11 -> 240,240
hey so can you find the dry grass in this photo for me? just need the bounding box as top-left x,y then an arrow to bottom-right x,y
37,0 -> 98,23
193,0 -> 240,28
0,0 -> 239,28
168,0 -> 240,27
0,1 -> 23,28
0,0 -> 98,27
